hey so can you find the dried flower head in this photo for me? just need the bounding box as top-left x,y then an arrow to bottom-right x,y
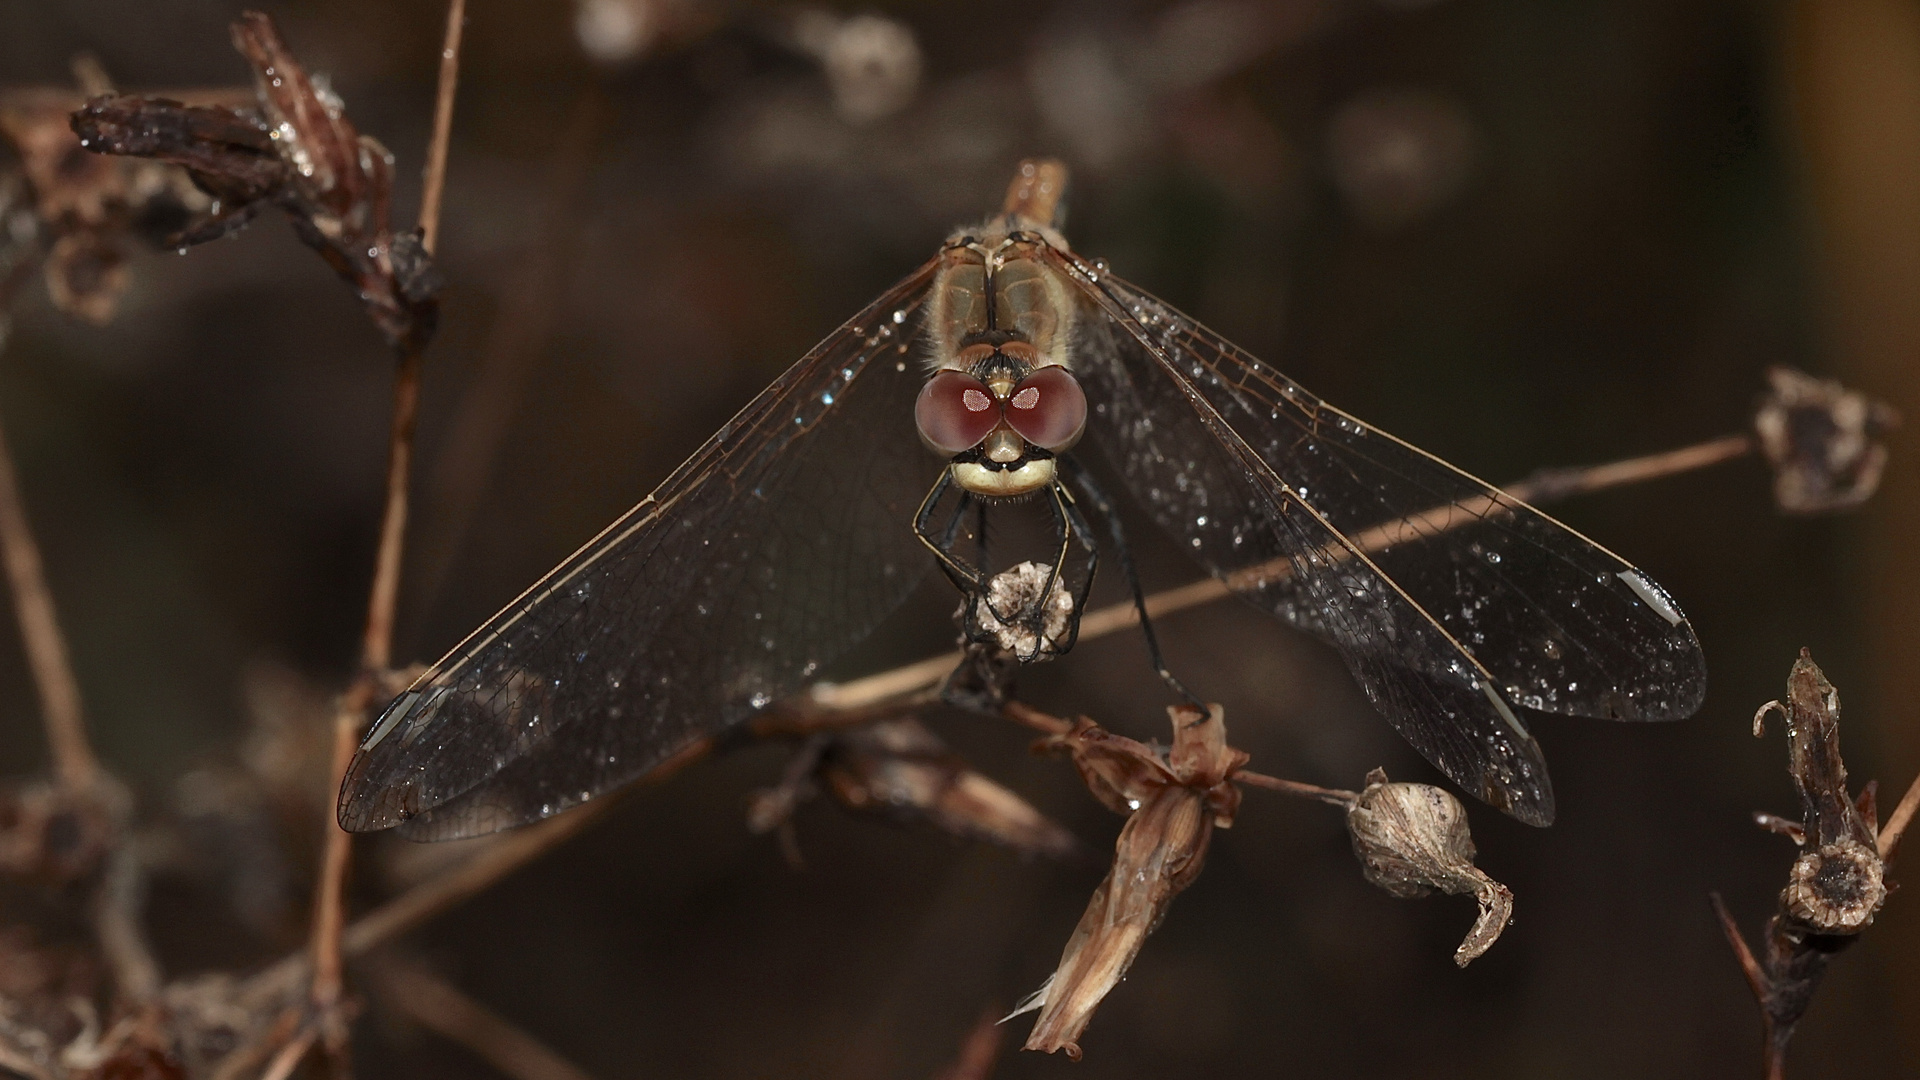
0,78 -> 225,322
1346,768 -> 1513,966
1752,366 -> 1899,515
68,12 -> 441,351
1019,704 -> 1245,1059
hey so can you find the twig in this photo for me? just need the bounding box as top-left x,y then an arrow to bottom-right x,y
93,837 -> 161,1005
1503,433 -> 1756,503
815,432 -> 1759,714
932,1006 -> 1005,1080
340,795 -> 617,958
309,0 -> 466,1020
339,731 -> 710,958
257,1024 -> 318,1080
1709,893 -> 1772,1010
1234,770 -> 1359,807
0,377 -> 98,793
367,955 -> 597,1080
416,0 -> 465,254
1877,770 -> 1920,861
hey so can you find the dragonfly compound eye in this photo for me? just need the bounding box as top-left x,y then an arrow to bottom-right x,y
916,369 -> 1002,454
1004,365 -> 1087,451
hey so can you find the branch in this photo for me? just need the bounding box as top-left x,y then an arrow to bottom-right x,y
1877,769 -> 1920,861
310,0 -> 466,1031
367,955 -> 598,1080
417,0 -> 466,254
816,432 -> 1759,715
0,382 -> 97,793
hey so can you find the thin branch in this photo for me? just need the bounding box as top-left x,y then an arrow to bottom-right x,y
309,0 -> 466,1017
1708,891 -> 1771,1005
416,0 -> 466,253
257,1024 -> 318,1080
339,732 -> 710,958
0,381 -> 98,793
340,795 -> 618,958
368,955 -> 598,1080
1502,433 -> 1756,503
1235,770 -> 1358,807
93,837 -> 161,1005
1877,769 -> 1920,861
816,432 -> 1757,715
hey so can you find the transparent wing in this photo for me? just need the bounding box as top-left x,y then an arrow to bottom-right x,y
1051,251 -> 1705,824
339,258 -> 943,840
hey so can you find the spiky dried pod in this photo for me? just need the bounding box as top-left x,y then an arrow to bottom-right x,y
1346,768 -> 1513,966
1781,839 -> 1887,934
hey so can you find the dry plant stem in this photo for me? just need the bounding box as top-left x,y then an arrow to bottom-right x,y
341,793 -> 619,957
1234,770 -> 1359,807
818,431 -> 1759,712
0,396 -> 98,792
1878,770 -> 1920,859
94,839 -> 161,1004
308,0 -> 465,1025
416,0 -> 465,253
370,956 -> 596,1080
1005,701 -> 1355,805
258,1025 -> 319,1080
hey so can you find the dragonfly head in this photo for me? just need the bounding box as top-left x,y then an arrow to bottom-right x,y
915,340 -> 1086,498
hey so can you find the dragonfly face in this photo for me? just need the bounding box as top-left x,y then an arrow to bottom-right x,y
338,159 -> 1707,842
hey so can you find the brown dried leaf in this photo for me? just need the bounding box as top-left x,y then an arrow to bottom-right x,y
1020,704 -> 1243,1058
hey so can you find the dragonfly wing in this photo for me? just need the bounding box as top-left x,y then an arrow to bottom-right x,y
339,259 -> 943,840
1056,253 -> 1705,823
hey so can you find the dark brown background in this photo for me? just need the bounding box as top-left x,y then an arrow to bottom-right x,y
3,0 -> 1917,1076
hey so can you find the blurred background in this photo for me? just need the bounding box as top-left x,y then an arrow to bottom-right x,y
2,0 -> 1918,1076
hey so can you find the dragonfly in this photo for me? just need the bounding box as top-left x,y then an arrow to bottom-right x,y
338,159 -> 1706,840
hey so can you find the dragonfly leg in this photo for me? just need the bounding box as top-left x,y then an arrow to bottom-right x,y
1060,457 -> 1206,708
914,468 -> 984,595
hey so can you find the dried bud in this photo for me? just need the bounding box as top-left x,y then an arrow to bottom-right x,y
1749,649 -> 1887,935
968,561 -> 1076,661
1753,366 -> 1898,514
1346,768 -> 1513,966
1021,705 -> 1245,1058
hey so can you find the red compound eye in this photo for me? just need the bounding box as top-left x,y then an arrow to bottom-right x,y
916,370 -> 1001,453
1003,366 -> 1086,450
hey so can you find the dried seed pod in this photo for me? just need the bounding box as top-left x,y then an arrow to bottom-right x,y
968,561 -> 1076,661
1752,366 -> 1899,515
1346,768 -> 1513,966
